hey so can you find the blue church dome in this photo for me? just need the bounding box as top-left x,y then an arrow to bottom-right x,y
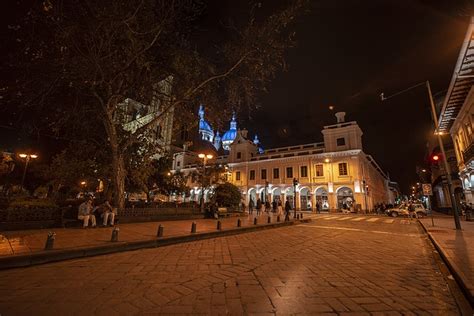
222,113 -> 237,150
253,134 -> 264,154
198,105 -> 214,142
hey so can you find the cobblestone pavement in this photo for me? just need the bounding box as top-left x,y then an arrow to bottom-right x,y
419,215 -> 474,305
0,215 -> 461,315
0,213 -> 287,257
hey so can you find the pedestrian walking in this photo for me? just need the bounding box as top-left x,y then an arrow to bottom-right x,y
277,200 -> 283,216
248,199 -> 254,215
272,200 -> 277,213
284,200 -> 291,221
256,198 -> 262,216
265,200 -> 271,213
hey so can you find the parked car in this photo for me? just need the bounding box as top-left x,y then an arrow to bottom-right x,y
385,203 -> 428,218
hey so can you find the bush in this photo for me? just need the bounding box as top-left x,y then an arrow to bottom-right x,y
212,183 -> 242,208
8,197 -> 58,209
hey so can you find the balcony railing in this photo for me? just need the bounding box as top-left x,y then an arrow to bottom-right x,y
462,142 -> 474,163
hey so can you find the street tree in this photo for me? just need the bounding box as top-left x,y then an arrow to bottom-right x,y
2,0 -> 307,208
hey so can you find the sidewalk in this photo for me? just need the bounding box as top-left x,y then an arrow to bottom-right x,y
0,212 -> 312,268
419,214 -> 474,306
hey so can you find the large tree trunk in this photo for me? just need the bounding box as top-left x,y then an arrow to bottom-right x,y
111,147 -> 126,210
103,102 -> 127,210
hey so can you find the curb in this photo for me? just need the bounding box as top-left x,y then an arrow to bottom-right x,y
0,218 -> 311,270
418,220 -> 474,307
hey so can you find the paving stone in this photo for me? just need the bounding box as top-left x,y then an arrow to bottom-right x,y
0,216 -> 461,314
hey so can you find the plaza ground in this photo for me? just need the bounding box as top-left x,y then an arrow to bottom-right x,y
0,214 -> 468,315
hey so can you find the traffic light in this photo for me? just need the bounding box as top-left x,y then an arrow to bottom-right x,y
430,153 -> 441,164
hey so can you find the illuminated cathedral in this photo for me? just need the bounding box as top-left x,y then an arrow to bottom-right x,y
197,105 -> 263,153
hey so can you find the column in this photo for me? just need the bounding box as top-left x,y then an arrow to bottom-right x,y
311,193 -> 316,212
295,191 -> 301,210
281,193 -> 286,204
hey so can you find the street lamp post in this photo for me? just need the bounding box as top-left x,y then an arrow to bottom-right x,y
18,153 -> 38,192
293,178 -> 298,218
381,81 -> 462,230
198,153 -> 214,213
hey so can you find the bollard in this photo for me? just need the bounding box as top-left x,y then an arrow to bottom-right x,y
267,216 -> 271,224
277,215 -> 280,222
157,224 -> 164,237
191,222 -> 197,233
111,227 -> 119,242
300,213 -> 304,219
253,217 -> 258,225
217,220 -> 222,230
44,231 -> 56,250
237,218 -> 242,227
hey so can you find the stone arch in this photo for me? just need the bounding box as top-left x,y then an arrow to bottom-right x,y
336,186 -> 354,210
299,186 -> 311,210
247,188 -> 257,205
314,186 -> 329,211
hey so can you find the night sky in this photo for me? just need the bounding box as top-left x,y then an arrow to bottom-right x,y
1,0 -> 473,193
204,0 -> 472,193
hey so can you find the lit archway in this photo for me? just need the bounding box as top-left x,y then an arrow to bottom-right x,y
299,187 -> 311,210
336,186 -> 354,210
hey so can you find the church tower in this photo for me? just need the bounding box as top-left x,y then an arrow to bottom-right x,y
321,112 -> 363,152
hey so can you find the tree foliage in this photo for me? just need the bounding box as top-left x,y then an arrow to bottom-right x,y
212,182 -> 242,208
2,0 -> 307,208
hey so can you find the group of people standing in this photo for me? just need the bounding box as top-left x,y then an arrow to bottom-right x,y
78,198 -> 116,228
247,198 -> 293,220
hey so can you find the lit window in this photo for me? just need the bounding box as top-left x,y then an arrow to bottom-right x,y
338,163 -> 348,176
337,138 -> 345,146
249,170 -> 255,180
261,169 -> 267,180
315,164 -> 324,177
273,168 -> 279,179
286,167 -> 293,178
300,166 -> 308,177
236,171 -> 241,181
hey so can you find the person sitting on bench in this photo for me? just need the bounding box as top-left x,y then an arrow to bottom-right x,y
101,200 -> 116,226
78,198 -> 96,228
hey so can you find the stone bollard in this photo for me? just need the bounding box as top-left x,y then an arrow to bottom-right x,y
267,216 -> 271,224
191,222 -> 197,233
277,215 -> 280,222
253,217 -> 258,225
466,210 -> 472,222
44,231 -> 56,250
111,227 -> 119,242
297,214 -> 300,220
217,220 -> 222,230
157,224 -> 164,237
237,218 -> 242,227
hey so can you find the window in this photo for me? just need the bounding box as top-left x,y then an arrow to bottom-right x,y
315,164 -> 324,177
338,163 -> 348,176
337,137 -> 346,146
177,161 -> 181,167
249,170 -> 255,180
300,166 -> 308,177
286,167 -> 293,178
273,168 -> 279,179
237,152 -> 242,159
261,169 -> 267,180
236,171 -> 241,181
